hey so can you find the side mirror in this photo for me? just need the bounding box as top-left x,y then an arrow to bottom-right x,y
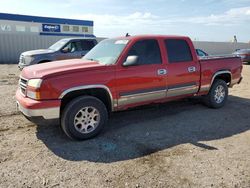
123,55 -> 138,67
62,47 -> 70,53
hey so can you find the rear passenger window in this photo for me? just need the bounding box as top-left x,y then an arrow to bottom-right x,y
127,39 -> 162,65
165,39 -> 193,63
81,40 -> 96,51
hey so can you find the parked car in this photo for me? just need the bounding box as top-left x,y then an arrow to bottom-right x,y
232,49 -> 250,63
196,49 -> 208,57
18,38 -> 97,69
16,35 -> 243,140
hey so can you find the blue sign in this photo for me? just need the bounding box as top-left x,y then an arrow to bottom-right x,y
42,24 -> 61,32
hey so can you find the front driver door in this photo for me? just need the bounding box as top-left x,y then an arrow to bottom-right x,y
116,39 -> 167,108
58,41 -> 82,60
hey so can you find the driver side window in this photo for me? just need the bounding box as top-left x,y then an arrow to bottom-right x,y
126,39 -> 162,65
62,42 -> 79,53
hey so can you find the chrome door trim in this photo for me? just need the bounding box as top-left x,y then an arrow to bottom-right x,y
120,87 -> 166,97
199,84 -> 210,92
167,82 -> 198,97
118,88 -> 167,106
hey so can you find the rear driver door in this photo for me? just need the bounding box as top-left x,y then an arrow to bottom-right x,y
58,41 -> 82,60
164,39 -> 200,97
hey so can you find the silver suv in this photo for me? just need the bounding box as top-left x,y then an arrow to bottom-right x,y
18,38 -> 97,69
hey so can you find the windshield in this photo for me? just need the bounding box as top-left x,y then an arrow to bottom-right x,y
49,39 -> 69,51
83,39 -> 129,65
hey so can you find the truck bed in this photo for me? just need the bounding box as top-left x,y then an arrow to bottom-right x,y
199,56 -> 242,92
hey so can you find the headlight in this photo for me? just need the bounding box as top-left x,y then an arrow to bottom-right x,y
26,79 -> 42,100
27,79 -> 42,88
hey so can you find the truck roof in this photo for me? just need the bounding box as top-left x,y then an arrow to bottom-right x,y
114,34 -> 190,40
59,37 -> 97,41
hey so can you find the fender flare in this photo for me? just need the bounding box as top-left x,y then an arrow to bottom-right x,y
59,85 -> 115,111
211,70 -> 232,86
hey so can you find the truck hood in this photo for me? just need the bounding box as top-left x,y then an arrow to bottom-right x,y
22,49 -> 55,56
21,59 -> 106,79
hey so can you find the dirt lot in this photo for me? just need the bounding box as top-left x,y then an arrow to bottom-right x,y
0,64 -> 249,188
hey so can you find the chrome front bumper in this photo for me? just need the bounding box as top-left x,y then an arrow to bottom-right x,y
17,101 -> 60,120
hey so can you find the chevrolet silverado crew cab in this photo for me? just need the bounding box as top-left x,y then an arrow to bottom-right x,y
16,35 -> 243,140
18,38 -> 97,69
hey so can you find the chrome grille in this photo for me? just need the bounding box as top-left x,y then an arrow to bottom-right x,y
19,77 -> 28,95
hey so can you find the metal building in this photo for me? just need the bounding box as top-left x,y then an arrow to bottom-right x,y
0,13 -> 95,63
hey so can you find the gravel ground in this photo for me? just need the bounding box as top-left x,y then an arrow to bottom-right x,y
0,64 -> 249,188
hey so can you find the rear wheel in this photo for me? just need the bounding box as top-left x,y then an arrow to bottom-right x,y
61,96 -> 108,140
204,79 -> 228,108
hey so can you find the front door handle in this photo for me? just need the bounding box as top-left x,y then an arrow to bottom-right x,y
157,69 -> 167,75
188,66 -> 196,73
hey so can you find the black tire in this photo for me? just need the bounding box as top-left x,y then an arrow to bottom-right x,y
204,79 -> 228,108
61,96 -> 108,140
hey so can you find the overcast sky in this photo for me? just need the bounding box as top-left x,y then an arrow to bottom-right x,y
0,0 -> 250,42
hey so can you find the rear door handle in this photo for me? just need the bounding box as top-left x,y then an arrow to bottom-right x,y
188,66 -> 196,73
157,69 -> 167,75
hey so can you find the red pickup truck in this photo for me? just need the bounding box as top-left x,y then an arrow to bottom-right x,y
16,35 -> 243,140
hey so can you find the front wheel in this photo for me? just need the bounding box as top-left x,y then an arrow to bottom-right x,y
61,96 -> 108,140
204,79 -> 228,108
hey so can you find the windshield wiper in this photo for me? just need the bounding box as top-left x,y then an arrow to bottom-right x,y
86,58 -> 99,62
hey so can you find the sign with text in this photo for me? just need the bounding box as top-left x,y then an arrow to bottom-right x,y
42,24 -> 61,32
0,24 -> 11,31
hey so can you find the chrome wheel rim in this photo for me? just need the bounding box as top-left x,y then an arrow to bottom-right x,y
214,85 -> 225,104
74,106 -> 100,134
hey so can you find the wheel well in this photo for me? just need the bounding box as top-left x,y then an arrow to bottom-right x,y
214,73 -> 231,85
60,88 -> 112,114
38,60 -> 51,64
